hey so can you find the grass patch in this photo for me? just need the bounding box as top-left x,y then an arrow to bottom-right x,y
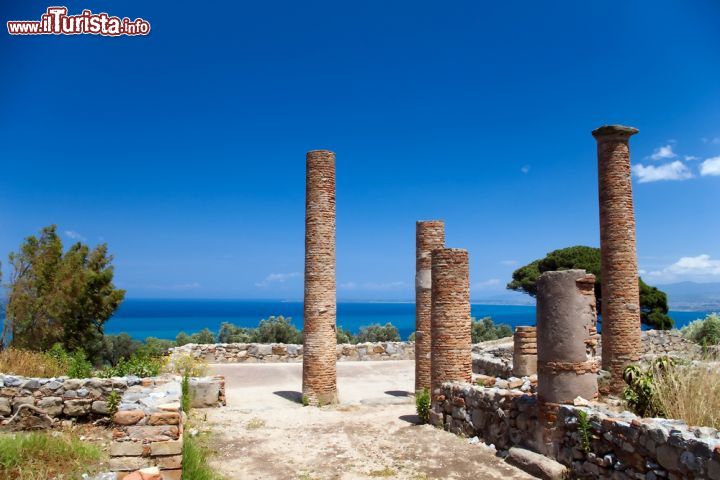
182,429 -> 224,480
654,363 -> 720,429
0,431 -> 104,480
246,417 -> 265,430
0,348 -> 67,377
369,467 -> 396,477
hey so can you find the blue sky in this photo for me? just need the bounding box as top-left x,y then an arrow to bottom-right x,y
1,1 -> 719,301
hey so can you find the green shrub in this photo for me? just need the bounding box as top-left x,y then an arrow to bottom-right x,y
681,313 -> 720,346
107,391 -> 121,417
251,316 -> 302,344
336,326 -> 355,344
175,331 -> 192,346
218,322 -> 253,343
408,332 -> 416,342
471,317 -> 512,343
47,345 -> 92,378
98,353 -> 164,378
622,357 -> 673,417
415,388 -> 430,424
576,410 -> 592,452
189,328 -> 216,345
356,323 -> 400,343
136,337 -> 176,357
67,350 -> 93,378
181,373 -> 191,414
100,333 -> 141,366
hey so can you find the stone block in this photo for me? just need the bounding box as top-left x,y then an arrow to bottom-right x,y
150,438 -> 183,456
115,410 -> 146,425
148,412 -> 180,426
110,441 -> 145,456
64,399 -> 92,416
37,396 -> 63,417
154,455 -> 182,469
0,397 -> 12,416
12,396 -> 34,412
92,400 -> 110,415
189,380 -> 220,407
108,456 -> 153,471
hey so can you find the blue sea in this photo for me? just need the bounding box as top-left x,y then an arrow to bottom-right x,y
103,299 -> 717,341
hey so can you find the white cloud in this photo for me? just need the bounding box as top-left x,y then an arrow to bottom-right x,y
684,155 -> 700,161
700,156 -> 720,176
646,255 -> 720,283
632,161 -> 693,183
702,137 -> 720,145
339,281 -> 407,291
472,278 -> 501,291
520,165 -> 530,174
64,230 -> 87,242
500,260 -> 517,266
648,145 -> 677,161
255,272 -> 301,287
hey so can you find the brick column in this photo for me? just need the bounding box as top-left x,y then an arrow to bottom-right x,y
302,149 -> 338,406
593,125 -> 641,393
415,220 -> 445,393
512,326 -> 537,377
536,270 -> 599,405
430,248 -> 472,398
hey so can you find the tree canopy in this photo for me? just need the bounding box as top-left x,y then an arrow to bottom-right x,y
507,245 -> 673,330
1,225 -> 126,356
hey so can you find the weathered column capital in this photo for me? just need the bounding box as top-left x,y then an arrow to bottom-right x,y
592,125 -> 639,141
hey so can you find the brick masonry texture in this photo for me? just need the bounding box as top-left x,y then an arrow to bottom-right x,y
593,125 -> 642,393
432,382 -> 720,480
536,270 -> 599,405
415,220 -> 445,392
513,326 -> 537,377
430,248 -> 472,396
302,149 -> 338,405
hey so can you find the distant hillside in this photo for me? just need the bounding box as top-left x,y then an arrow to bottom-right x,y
658,282 -> 720,310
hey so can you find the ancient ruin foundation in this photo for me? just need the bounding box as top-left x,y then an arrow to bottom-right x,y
512,326 -> 537,377
430,248 -> 472,397
302,150 -> 338,405
536,270 -> 598,405
415,220 -> 445,392
593,125 -> 642,393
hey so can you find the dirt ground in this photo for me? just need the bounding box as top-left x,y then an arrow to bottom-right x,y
202,360 -> 534,480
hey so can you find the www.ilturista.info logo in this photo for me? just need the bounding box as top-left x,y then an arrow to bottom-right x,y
7,7 -> 151,36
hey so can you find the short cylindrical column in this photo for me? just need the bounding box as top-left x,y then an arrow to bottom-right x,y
430,248 -> 472,397
415,220 -> 445,393
536,270 -> 598,405
512,326 -> 537,377
302,150 -> 338,406
593,125 -> 642,393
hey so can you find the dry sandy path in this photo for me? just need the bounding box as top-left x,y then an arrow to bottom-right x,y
202,360 -> 534,480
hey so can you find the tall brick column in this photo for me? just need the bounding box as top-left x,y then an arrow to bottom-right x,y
302,150 -> 338,406
593,125 -> 642,393
415,220 -> 445,393
430,248 -> 472,397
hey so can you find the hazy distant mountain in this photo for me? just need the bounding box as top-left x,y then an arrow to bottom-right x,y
657,282 -> 720,310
